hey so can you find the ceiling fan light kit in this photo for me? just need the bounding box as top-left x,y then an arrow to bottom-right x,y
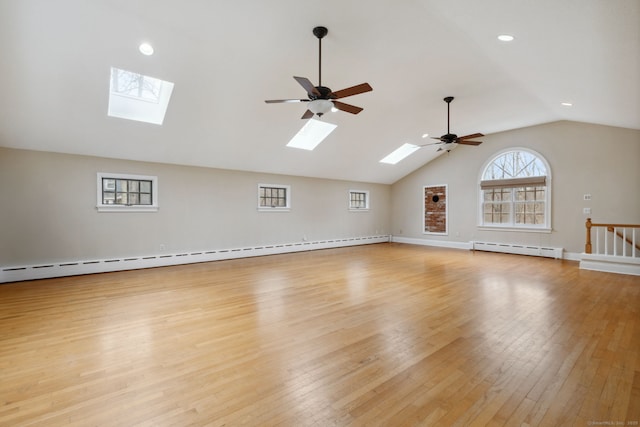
308,99 -> 334,115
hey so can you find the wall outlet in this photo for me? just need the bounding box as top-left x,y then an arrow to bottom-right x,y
583,207 -> 591,215
159,244 -> 166,251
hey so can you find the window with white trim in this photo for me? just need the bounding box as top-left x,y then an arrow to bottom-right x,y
349,190 -> 370,211
258,184 -> 290,211
479,149 -> 551,230
97,173 -> 158,212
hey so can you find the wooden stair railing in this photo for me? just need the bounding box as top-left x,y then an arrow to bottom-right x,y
585,218 -> 640,255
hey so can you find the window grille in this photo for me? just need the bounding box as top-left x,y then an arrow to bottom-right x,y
258,184 -> 290,210
102,178 -> 153,206
349,191 -> 369,210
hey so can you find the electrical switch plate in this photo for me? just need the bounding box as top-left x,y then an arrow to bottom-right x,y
583,194 -> 592,201
583,208 -> 591,215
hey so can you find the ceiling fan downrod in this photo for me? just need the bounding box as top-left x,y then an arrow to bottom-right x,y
313,26 -> 328,87
444,96 -> 454,135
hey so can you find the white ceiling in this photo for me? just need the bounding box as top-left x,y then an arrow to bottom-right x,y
1,0 -> 638,184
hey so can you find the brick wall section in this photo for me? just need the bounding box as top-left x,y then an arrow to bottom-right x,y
424,186 -> 447,233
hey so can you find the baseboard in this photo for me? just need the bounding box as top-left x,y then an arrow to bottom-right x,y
392,236 -> 574,261
471,241 -> 563,259
580,253 -> 640,276
0,235 -> 391,283
390,236 -> 472,250
563,252 -> 582,262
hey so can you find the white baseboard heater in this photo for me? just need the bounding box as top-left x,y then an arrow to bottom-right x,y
472,241 -> 563,259
1,235 -> 390,284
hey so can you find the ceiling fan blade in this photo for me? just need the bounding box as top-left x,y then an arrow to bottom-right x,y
333,101 -> 363,115
457,140 -> 483,146
293,76 -> 320,97
265,99 -> 309,104
331,83 -> 373,99
301,109 -> 314,119
458,133 -> 484,140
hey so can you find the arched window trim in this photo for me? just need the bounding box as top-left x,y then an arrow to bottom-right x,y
477,147 -> 552,233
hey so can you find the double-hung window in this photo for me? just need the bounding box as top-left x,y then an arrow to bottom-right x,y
479,149 -> 551,231
97,172 -> 158,212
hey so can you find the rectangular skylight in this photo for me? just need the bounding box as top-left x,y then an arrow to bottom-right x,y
286,118 -> 337,150
107,67 -> 174,125
379,143 -> 420,164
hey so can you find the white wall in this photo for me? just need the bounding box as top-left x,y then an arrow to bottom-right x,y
390,121 -> 640,256
0,148 -> 391,267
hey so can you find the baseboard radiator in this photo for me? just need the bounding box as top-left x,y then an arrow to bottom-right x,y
472,241 -> 563,259
0,235 -> 390,284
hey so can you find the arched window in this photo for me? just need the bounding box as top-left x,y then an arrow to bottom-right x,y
479,148 -> 551,230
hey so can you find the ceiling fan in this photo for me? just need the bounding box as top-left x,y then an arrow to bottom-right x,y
423,97 -> 484,152
265,26 -> 373,119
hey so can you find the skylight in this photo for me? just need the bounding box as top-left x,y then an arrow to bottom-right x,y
286,118 -> 337,150
379,143 -> 420,164
107,67 -> 174,125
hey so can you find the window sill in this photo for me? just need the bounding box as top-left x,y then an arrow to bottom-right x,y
257,207 -> 290,212
478,225 -> 552,234
349,208 -> 370,212
97,205 -> 158,213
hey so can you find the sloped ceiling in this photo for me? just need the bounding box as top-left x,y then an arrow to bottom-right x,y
0,0 -> 638,184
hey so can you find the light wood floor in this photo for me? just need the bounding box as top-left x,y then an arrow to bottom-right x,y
1,243 -> 638,426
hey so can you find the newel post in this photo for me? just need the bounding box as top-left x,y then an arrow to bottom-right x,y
585,218 -> 592,254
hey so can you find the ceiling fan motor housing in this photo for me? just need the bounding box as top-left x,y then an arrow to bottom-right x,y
442,133 -> 458,143
309,86 -> 333,100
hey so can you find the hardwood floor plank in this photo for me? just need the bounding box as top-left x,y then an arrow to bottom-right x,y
1,243 -> 638,426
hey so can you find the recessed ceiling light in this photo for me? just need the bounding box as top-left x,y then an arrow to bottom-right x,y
139,43 -> 154,56
497,34 -> 515,42
561,102 -> 573,107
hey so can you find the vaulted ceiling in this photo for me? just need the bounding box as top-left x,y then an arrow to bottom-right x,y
1,0 -> 638,184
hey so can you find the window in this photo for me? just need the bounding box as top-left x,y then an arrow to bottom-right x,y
97,173 -> 158,212
349,190 -> 370,210
479,149 -> 551,230
258,184 -> 290,211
